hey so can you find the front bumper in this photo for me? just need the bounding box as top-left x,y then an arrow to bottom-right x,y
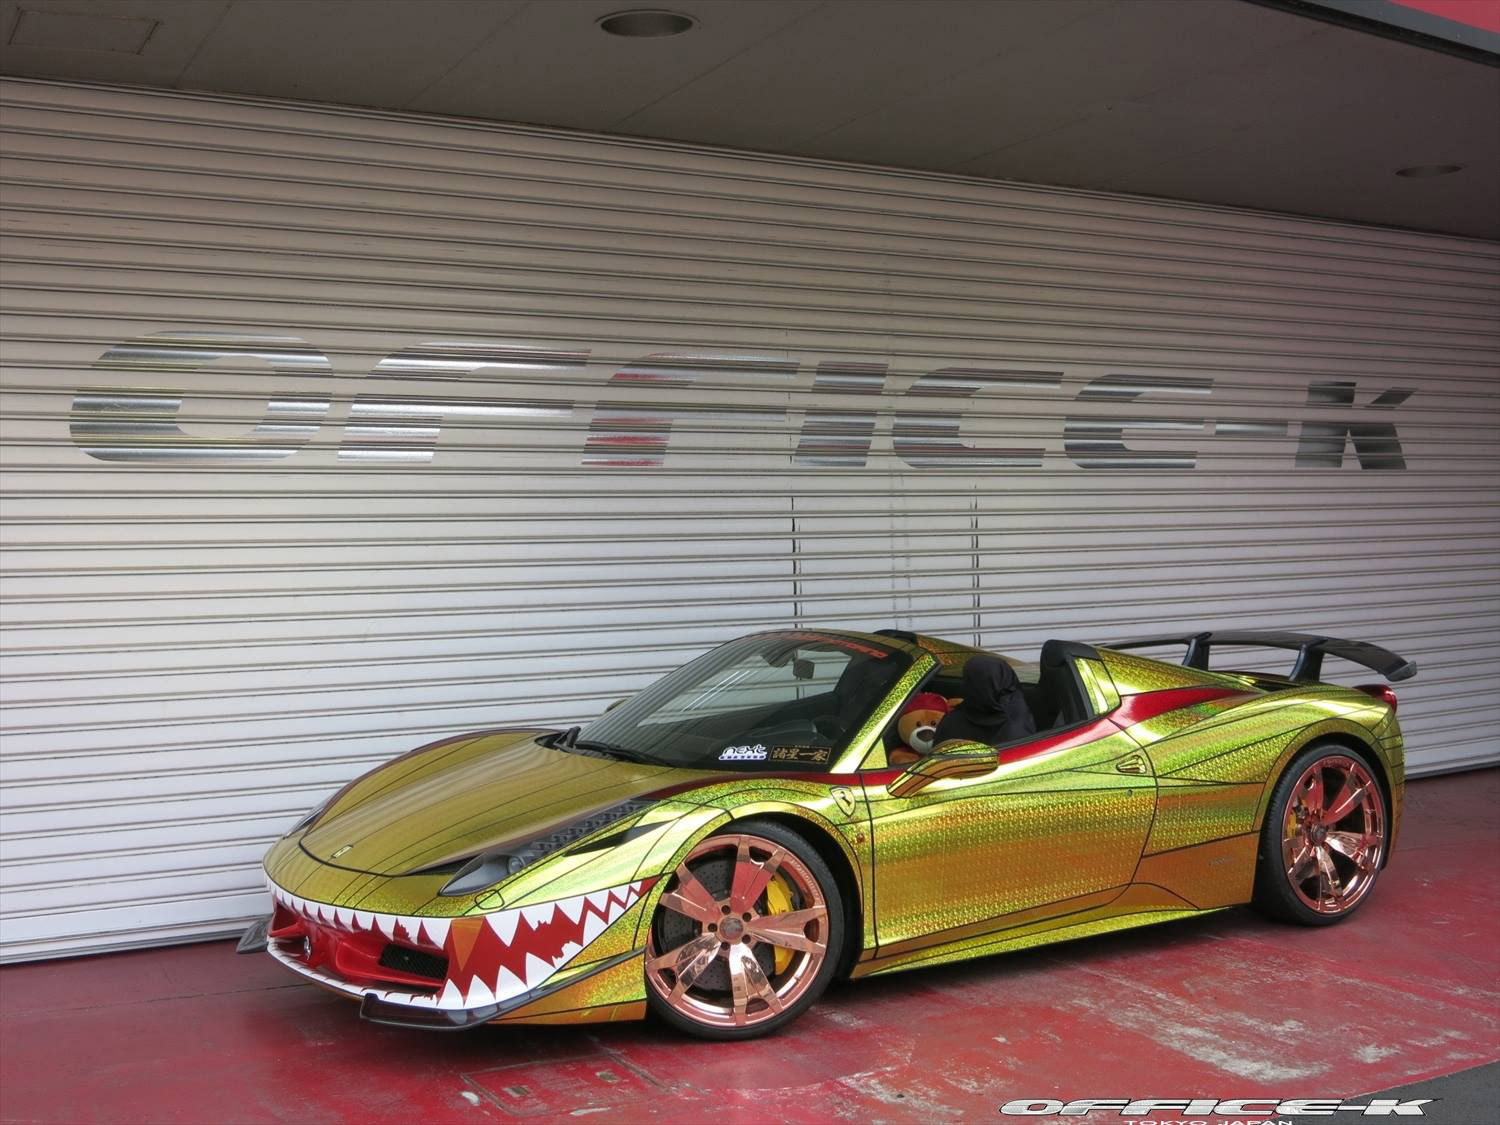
260,877 -> 656,1029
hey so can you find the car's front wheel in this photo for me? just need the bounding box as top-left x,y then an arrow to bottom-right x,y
645,821 -> 843,1039
1253,742 -> 1388,925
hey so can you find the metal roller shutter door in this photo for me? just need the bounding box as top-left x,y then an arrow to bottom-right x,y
1,78 -> 1496,962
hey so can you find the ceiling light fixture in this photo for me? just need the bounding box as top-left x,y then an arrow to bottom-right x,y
1394,164 -> 1462,178
598,10 -> 696,38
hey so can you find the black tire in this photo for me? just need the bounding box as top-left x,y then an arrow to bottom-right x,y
1252,741 -> 1389,926
645,819 -> 844,1040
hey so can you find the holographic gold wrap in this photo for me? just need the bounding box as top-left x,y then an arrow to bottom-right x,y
260,629 -> 1405,1027
860,728 -> 1153,959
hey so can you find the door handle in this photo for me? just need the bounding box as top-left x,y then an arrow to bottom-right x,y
1116,753 -> 1149,776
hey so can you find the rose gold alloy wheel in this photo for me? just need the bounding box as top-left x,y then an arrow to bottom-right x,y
646,834 -> 829,1029
1282,755 -> 1386,914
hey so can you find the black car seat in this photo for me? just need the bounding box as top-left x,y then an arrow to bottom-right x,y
831,652 -> 887,729
1032,640 -> 1087,731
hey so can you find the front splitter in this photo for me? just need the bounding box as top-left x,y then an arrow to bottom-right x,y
264,934 -> 641,1031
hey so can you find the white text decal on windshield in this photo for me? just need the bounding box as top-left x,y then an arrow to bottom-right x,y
719,744 -> 769,762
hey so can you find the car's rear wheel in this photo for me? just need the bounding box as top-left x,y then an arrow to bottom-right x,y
645,821 -> 842,1039
1253,742 -> 1388,925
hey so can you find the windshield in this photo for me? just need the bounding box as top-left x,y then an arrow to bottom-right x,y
575,631 -> 913,769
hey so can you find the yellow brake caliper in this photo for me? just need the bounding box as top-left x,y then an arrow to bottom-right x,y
764,872 -> 795,974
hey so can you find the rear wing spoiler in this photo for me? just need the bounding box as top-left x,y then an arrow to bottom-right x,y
1105,630 -> 1417,683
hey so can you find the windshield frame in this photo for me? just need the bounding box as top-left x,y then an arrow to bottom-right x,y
849,653 -> 937,773
574,630 -> 926,773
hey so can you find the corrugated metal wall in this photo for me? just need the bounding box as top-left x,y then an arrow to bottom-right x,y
2,78 -> 1496,962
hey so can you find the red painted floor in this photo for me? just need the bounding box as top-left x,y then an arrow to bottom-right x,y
2,769 -> 1497,1125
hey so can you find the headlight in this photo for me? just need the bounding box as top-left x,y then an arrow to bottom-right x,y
288,797 -> 332,836
437,798 -> 657,896
438,852 -> 525,897
287,772 -> 367,837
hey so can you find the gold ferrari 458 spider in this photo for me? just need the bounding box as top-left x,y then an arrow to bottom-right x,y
247,627 -> 1411,1038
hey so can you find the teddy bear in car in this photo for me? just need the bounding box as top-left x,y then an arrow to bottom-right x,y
890,692 -> 952,765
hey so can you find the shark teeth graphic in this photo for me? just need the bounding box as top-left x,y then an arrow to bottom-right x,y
582,910 -> 609,946
440,879 -> 655,1009
265,877 -> 656,1013
487,909 -> 519,945
523,952 -> 553,989
496,965 -> 526,1000
270,887 -> 445,951
465,975 -> 496,1007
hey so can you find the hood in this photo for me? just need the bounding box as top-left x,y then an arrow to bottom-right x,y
301,732 -> 687,876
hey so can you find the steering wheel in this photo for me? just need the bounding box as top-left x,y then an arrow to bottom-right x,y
813,714 -> 844,741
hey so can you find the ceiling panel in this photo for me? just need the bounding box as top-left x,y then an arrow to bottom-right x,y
1,0 -> 1494,238
612,0 -> 1098,153
796,1 -> 1315,172
409,0 -> 808,131
177,0 -> 524,108
0,0 -> 229,86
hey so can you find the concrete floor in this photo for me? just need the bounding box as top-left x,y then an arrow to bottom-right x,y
2,768 -> 1496,1125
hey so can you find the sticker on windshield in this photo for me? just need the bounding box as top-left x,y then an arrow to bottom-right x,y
720,744 -> 769,761
769,745 -> 832,765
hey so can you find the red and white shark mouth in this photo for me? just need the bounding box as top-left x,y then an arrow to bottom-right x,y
267,877 -> 656,1011
268,885 -> 455,948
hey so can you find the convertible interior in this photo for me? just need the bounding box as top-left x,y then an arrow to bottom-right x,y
914,639 -> 1095,737
574,631 -> 1098,770
690,634 -> 1098,760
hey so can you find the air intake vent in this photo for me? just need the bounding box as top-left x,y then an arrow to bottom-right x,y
378,944 -> 448,981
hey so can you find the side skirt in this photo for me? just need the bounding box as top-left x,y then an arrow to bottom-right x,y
852,891 -> 1228,978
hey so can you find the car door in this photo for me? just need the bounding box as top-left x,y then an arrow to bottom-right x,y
861,653 -> 1156,954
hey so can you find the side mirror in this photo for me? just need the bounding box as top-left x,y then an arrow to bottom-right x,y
604,698 -> 626,713
887,741 -> 999,798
